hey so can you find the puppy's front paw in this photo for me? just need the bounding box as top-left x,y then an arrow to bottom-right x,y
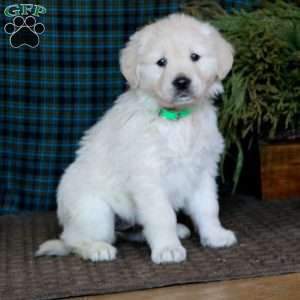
75,241 -> 117,262
151,244 -> 186,264
201,228 -> 237,248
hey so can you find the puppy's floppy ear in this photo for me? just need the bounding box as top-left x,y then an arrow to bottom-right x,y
199,22 -> 234,80
214,31 -> 234,80
120,31 -> 141,88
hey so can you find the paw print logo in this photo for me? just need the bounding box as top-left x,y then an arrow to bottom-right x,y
4,16 -> 45,48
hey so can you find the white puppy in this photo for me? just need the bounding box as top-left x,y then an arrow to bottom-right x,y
36,14 -> 237,264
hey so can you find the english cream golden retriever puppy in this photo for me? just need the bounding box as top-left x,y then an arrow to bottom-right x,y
36,14 -> 237,264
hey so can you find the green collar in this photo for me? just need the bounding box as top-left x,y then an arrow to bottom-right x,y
158,107 -> 193,120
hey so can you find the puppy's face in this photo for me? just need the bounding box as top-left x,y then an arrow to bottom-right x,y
120,14 -> 234,109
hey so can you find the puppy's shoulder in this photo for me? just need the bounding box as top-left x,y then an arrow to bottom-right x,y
77,90 -> 153,153
194,102 -> 218,128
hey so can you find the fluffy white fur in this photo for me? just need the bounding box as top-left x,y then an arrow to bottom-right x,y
36,14 -> 237,264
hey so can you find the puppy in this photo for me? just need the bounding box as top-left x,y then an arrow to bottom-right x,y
36,14 -> 237,264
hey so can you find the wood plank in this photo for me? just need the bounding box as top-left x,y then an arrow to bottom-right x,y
74,273 -> 300,300
260,142 -> 300,201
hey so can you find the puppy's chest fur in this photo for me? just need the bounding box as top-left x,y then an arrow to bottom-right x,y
156,118 -> 209,209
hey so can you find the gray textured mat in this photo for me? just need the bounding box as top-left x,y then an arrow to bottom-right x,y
1,198 -> 300,300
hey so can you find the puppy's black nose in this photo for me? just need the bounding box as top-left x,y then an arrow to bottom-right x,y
172,76 -> 191,91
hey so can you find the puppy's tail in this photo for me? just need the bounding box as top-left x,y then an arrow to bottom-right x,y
35,239 -> 71,257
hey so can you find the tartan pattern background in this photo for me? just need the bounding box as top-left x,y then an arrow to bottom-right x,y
220,0 -> 261,11
0,1 -> 260,214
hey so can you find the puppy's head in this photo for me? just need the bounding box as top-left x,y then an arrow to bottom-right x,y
120,14 -> 233,108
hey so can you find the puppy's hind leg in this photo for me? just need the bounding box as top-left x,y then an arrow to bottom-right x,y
118,223 -> 191,242
60,196 -> 117,262
37,195 -> 117,261
176,223 -> 191,240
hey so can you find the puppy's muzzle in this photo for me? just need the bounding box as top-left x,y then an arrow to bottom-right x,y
172,76 -> 191,91
172,75 -> 193,104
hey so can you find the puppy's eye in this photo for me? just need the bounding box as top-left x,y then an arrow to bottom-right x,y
156,57 -> 167,67
191,53 -> 201,62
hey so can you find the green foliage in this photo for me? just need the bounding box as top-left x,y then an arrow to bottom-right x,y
185,0 -> 300,192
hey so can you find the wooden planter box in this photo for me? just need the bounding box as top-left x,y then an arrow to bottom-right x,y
259,140 -> 300,201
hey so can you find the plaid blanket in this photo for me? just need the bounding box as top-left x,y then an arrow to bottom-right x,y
0,1 -> 260,214
220,0 -> 261,11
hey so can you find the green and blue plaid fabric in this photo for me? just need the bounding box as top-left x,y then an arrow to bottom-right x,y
0,1 -> 180,214
0,1 -> 259,214
220,0 -> 261,11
